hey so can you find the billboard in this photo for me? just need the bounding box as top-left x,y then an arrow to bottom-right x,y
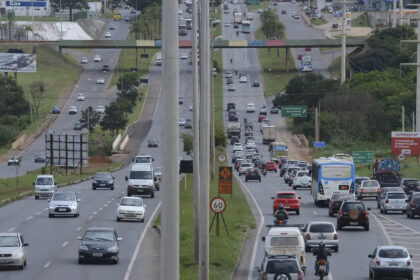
6,1 -> 47,6
45,132 -> 89,167
0,53 -> 36,73
391,132 -> 420,156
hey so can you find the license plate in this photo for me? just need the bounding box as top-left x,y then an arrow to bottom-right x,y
283,206 -> 290,209
389,262 -> 400,266
58,208 -> 67,212
92,253 -> 103,257
100,184 -> 105,187
126,214 -> 136,217
318,236 -> 326,239
349,222 -> 359,225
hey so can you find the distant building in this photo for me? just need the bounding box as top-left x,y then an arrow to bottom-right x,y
0,0 -> 52,17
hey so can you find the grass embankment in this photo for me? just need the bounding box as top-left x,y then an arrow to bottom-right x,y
13,16 -> 69,21
0,161 -> 121,206
246,2 -> 265,12
328,56 -> 342,79
178,17 -> 255,278
255,28 -> 298,96
310,18 -> 327,26
0,44 -> 82,155
352,13 -> 369,27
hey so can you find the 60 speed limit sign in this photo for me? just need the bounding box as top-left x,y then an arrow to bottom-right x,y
210,197 -> 226,214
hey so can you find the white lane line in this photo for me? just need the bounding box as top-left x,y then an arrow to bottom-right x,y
371,214 -> 394,245
36,211 -> 42,215
116,203 -> 119,206
62,241 -> 69,247
76,226 -> 82,232
313,211 -> 318,215
88,216 -> 93,220
26,216 -> 33,220
7,227 -> 15,232
104,204 -> 108,207
123,202 -> 161,280
107,200 -> 111,204
43,208 -> 48,211
111,198 -> 115,201
99,208 -> 103,211
43,260 -> 52,268
93,211 -> 98,215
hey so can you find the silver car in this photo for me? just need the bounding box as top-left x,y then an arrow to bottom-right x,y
48,192 -> 80,218
0,233 -> 29,269
368,246 -> 413,280
357,180 -> 380,200
304,221 -> 339,252
380,191 -> 407,214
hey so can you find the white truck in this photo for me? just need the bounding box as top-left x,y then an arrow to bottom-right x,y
262,125 -> 276,144
227,122 -> 241,139
34,174 -> 57,199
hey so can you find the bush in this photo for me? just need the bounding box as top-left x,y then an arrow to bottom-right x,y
0,124 -> 19,146
117,72 -> 140,91
215,124 -> 226,147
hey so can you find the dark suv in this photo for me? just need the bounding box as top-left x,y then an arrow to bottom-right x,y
328,193 -> 355,217
401,178 -> 420,194
256,255 -> 304,280
406,192 -> 420,218
337,201 -> 370,231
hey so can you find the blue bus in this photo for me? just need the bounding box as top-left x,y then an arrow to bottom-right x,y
311,158 -> 355,207
241,20 -> 251,33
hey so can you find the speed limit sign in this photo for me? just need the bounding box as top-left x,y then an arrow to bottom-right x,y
210,197 -> 227,214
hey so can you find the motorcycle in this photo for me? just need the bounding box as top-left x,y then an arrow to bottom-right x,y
263,168 -> 267,176
316,259 -> 328,280
273,218 -> 287,226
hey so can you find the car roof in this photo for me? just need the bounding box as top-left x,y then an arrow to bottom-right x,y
54,191 -> 76,195
131,163 -> 153,171
276,191 -> 297,195
308,221 -> 334,226
376,245 -> 408,251
267,227 -> 301,235
121,196 -> 142,200
403,178 -> 419,181
37,174 -> 53,178
0,233 -> 19,237
86,227 -> 115,232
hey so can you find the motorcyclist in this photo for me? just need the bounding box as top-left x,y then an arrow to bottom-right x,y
230,58 -> 233,64
313,242 -> 331,276
236,30 -> 239,36
273,204 -> 288,225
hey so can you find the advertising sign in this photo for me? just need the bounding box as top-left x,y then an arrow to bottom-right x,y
345,12 -> 351,31
0,53 -> 36,73
6,1 -> 47,7
391,132 -> 420,156
45,132 -> 88,167
352,151 -> 374,164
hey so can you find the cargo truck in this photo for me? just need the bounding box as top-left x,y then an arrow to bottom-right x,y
227,122 -> 241,139
262,125 -> 276,144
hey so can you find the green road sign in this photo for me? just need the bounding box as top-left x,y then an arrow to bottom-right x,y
281,106 -> 307,118
352,151 -> 374,164
245,0 -> 259,5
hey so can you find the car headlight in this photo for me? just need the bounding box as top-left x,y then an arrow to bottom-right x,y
79,245 -> 89,251
70,203 -> 78,209
108,180 -> 114,184
107,245 -> 118,252
13,251 -> 23,258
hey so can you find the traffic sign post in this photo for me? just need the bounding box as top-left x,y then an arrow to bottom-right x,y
352,151 -> 374,164
217,153 -> 227,163
209,197 -> 228,236
313,141 -> 326,148
218,166 -> 232,195
281,105 -> 307,118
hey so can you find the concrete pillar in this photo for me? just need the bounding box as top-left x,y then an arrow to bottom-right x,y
285,47 -> 289,72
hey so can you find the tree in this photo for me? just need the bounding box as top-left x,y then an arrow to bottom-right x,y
29,81 -> 46,116
118,87 -> 139,104
260,10 -> 284,39
7,10 -> 15,40
52,0 -> 89,21
130,21 -> 142,68
24,25 -> 33,40
100,102 -> 128,135
182,134 -> 193,156
79,106 -> 101,133
117,72 -> 140,91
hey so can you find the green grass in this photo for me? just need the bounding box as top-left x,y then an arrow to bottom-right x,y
311,18 -> 327,26
328,55 -> 342,79
255,29 -> 298,96
352,13 -> 369,27
0,162 -> 121,205
320,47 -> 341,52
354,157 -> 420,178
13,16 -> 69,22
0,44 -> 82,152
246,2 -> 265,12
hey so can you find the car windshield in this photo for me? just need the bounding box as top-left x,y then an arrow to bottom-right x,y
388,193 -> 406,199
342,202 -> 365,211
95,173 -> 112,180
266,259 -> 300,274
404,180 -> 419,186
378,249 -> 408,258
53,193 -> 75,201
120,198 -> 143,206
83,231 -> 115,241
242,164 -> 252,168
309,223 -> 334,233
363,181 -> 379,187
333,194 -> 353,201
135,157 -> 151,164
0,236 -> 20,247
277,194 -> 295,199
36,177 -> 53,185
298,172 -> 310,177
130,171 -> 153,179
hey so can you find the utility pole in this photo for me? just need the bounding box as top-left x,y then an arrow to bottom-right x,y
392,0 -> 397,27
210,0 -> 215,180
199,0 -> 210,276
402,106 -> 405,131
341,1 -> 347,84
59,0 -> 63,40
400,0 -> 404,25
192,0 -> 200,262
315,107 -> 319,142
413,111 -> 416,132
160,0 -> 179,277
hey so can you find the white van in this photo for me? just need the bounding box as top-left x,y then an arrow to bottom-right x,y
247,13 -> 253,20
34,174 -> 57,199
125,164 -> 157,198
156,53 -> 162,66
262,226 -> 306,270
133,154 -> 153,166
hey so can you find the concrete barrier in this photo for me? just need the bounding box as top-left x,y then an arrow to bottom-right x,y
112,134 -> 122,153
120,135 -> 130,151
300,11 -> 312,27
11,134 -> 27,150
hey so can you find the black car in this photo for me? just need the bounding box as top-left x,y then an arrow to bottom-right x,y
178,97 -> 184,104
102,65 -> 110,72
51,106 -> 61,114
78,227 -> 122,264
270,107 -> 279,114
328,193 -> 355,217
252,80 -> 260,87
227,102 -> 235,111
401,178 -> 420,194
34,153 -> 46,163
230,136 -> 239,145
184,119 -> 193,129
226,78 -> 234,84
337,201 -> 370,231
147,139 -> 159,147
92,172 -> 115,190
406,192 -> 420,218
245,168 -> 261,182
228,114 -> 238,122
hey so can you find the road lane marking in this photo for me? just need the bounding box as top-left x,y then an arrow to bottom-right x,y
62,241 -> 68,247
99,208 -> 103,211
43,260 -> 52,268
43,208 -> 48,211
104,204 -> 108,207
76,226 -> 82,231
7,227 -> 15,232
107,200 -> 111,204
111,197 -> 115,201
26,216 -> 33,220
88,216 -> 93,220
36,211 -> 42,215
123,201 -> 161,280
93,211 -> 98,215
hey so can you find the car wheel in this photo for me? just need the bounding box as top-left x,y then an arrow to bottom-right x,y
18,261 -> 25,270
334,246 -> 339,252
275,170 -> 277,173
117,217 -> 121,222
328,210 -> 333,217
305,245 -> 310,252
49,214 -> 54,218
113,259 -> 119,264
75,213 -> 79,217
141,219 -> 145,223
380,208 -> 383,214
296,209 -> 300,215
78,258 -> 84,264
293,186 -> 297,190
411,212 -> 415,218
111,186 -> 114,190
35,196 -> 39,200
337,224 -> 342,231
92,186 -> 96,190
407,211 -> 410,218
369,269 -> 372,279
151,192 -> 155,198
127,193 -> 132,197
245,178 -> 248,182
364,224 -> 370,231
383,210 -> 387,214
259,178 -> 261,182
372,271 -> 378,280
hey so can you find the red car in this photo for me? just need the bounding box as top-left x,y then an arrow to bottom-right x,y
271,191 -> 301,215
265,161 -> 278,172
258,115 -> 266,122
305,47 -> 311,51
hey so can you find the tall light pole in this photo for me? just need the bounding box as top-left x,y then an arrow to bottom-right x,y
59,0 -> 63,40
392,0 -> 397,27
31,0 -> 34,28
341,1 -> 347,84
160,0 -> 179,278
199,0 -> 211,277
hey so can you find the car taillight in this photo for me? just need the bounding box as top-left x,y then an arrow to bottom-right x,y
385,199 -> 389,203
365,211 -> 369,217
377,189 -> 381,193
339,211 -> 343,217
361,189 -> 365,193
333,233 -> 338,240
298,271 -> 303,280
333,201 -> 339,205
376,258 -> 381,266
306,233 -> 310,240
262,271 -> 267,280
412,202 -> 416,208
295,176 -> 298,180
350,183 -> 354,193
408,259 -> 412,266
403,185 -> 407,189
320,184 -> 324,195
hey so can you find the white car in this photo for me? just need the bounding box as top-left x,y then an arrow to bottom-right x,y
117,196 -> 146,222
0,233 -> 29,270
292,170 -> 312,189
227,84 -> 236,91
48,191 -> 80,218
93,55 -> 101,62
238,162 -> 254,175
245,139 -> 256,149
80,57 -> 88,64
178,9 -> 183,15
77,93 -> 85,101
179,118 -> 187,126
96,105 -> 105,113
304,221 -> 339,252
189,104 -> 193,111
180,53 -> 188,60
68,106 -> 78,114
239,75 -> 248,83
247,103 -> 256,113
96,78 -> 105,84
224,22 -> 231,27
233,143 -> 243,153
105,32 -> 111,38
